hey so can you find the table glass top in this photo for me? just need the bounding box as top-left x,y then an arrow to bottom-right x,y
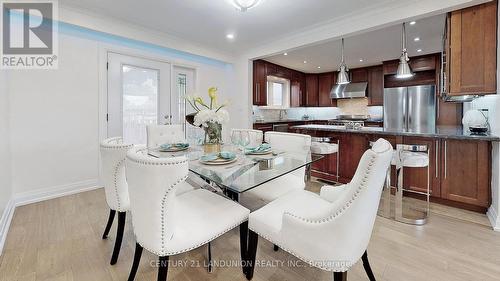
147,145 -> 322,194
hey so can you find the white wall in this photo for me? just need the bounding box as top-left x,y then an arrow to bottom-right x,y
0,70 -> 12,219
7,25 -> 232,198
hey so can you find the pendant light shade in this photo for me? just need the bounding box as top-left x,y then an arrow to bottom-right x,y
231,0 -> 261,11
396,23 -> 414,79
337,38 -> 350,85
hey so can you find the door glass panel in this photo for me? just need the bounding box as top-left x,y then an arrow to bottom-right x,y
175,73 -> 187,125
122,64 -> 159,144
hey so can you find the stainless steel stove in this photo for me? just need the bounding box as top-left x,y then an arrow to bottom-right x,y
327,115 -> 370,127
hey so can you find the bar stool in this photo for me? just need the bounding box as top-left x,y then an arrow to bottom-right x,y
393,144 -> 430,225
310,137 -> 339,182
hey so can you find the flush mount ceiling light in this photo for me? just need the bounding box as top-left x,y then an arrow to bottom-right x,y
337,38 -> 350,85
396,23 -> 414,79
231,0 -> 262,12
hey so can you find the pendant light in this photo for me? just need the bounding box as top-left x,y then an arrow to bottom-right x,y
337,38 -> 350,85
231,0 -> 261,12
396,22 -> 414,79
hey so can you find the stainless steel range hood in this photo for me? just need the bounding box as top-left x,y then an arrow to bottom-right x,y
330,82 -> 367,99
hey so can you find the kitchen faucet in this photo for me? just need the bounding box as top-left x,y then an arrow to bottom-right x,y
279,109 -> 287,120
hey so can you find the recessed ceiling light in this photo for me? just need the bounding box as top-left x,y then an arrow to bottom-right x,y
283,52 -> 288,56
417,49 -> 422,52
414,37 -> 420,42
409,21 -> 416,25
226,33 -> 235,40
303,60 -> 307,64
317,66 -> 321,69
359,59 -> 364,62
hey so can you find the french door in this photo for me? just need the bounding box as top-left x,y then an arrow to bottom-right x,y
107,52 -> 171,144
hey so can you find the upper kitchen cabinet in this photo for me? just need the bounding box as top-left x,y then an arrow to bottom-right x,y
383,54 -> 437,75
305,74 -> 319,106
367,65 -> 384,106
350,68 -> 368,83
290,71 -> 306,107
318,72 -> 337,107
444,1 -> 497,96
253,60 -> 267,106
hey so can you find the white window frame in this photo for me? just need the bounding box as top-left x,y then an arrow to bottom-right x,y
263,75 -> 290,109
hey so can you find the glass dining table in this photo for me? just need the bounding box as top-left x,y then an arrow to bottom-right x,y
147,145 -> 323,201
148,145 -> 323,275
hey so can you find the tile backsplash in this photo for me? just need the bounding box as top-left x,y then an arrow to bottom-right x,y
253,98 -> 384,121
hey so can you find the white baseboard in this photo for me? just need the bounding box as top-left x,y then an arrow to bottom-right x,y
487,206 -> 500,232
13,179 -> 100,207
0,179 -> 101,255
0,198 -> 15,256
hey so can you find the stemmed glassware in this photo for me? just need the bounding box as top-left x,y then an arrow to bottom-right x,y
240,131 -> 250,153
231,131 -> 241,154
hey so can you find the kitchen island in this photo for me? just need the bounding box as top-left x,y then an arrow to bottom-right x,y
291,124 -> 500,212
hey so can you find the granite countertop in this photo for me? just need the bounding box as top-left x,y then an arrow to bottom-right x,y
254,118 -> 384,124
253,119 -> 328,124
290,124 -> 500,141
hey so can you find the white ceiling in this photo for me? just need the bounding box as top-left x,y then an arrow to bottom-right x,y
264,14 -> 446,73
59,0 -> 410,55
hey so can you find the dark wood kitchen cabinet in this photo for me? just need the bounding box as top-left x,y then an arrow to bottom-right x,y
401,137 -> 441,198
253,60 -> 267,106
440,139 -> 490,208
350,68 -> 368,83
338,133 -> 370,182
318,72 -> 336,107
447,1 -> 497,96
305,74 -> 319,106
290,71 -> 306,107
367,65 -> 384,106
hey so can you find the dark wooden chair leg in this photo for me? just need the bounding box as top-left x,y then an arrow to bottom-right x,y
273,244 -> 279,251
110,211 -> 126,265
157,256 -> 169,281
102,209 -> 116,239
127,243 -> 143,281
333,271 -> 347,281
207,242 -> 212,273
362,250 -> 376,281
245,230 -> 259,280
239,221 -> 249,275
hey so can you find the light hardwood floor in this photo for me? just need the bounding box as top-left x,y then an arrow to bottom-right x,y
1,182 -> 500,281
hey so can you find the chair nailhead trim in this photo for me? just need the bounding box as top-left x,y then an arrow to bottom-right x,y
283,154 -> 377,225
160,174 -> 188,253
113,159 -> 126,210
136,218 -> 249,257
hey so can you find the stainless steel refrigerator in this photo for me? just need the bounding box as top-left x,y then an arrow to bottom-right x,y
383,85 -> 436,133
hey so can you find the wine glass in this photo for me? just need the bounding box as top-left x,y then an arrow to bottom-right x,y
231,131 -> 241,153
240,131 -> 250,152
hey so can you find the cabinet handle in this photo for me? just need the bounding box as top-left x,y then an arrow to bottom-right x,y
444,140 -> 447,179
435,140 -> 439,178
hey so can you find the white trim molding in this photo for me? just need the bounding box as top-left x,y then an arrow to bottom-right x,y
0,180 -> 101,255
0,199 -> 15,255
487,206 -> 500,231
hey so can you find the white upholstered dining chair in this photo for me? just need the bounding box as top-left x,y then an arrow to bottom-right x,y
146,124 -> 185,149
241,132 -> 312,209
245,138 -> 394,281
231,129 -> 263,147
125,146 -> 250,281
99,137 -> 133,265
